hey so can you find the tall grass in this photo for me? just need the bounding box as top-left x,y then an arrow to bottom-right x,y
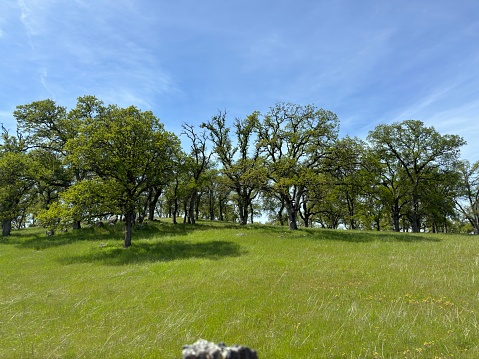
1,221 -> 478,358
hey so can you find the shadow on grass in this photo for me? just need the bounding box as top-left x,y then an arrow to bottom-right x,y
243,224 -> 442,242
2,220 -> 442,252
12,225 -> 123,250
58,240 -> 245,266
9,222 -> 214,250
310,229 -> 442,243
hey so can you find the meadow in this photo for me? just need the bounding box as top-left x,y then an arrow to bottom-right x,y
1,221 -> 478,358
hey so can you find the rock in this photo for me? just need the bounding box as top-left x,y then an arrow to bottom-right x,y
108,215 -> 118,224
182,339 -> 258,359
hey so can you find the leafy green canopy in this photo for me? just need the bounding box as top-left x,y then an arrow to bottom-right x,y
64,104 -> 179,247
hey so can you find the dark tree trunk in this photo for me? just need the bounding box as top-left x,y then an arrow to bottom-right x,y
183,199 -> 188,224
410,189 -> 421,233
238,204 -> 248,225
148,189 -> 162,221
195,192 -> 201,221
392,204 -> 400,232
173,197 -> 178,225
411,204 -> 420,233
346,193 -> 356,230
300,201 -> 311,228
189,190 -> 197,224
236,189 -> 248,225
278,211 -> 284,226
219,197 -> 225,221
124,210 -> 135,248
286,200 -> 298,230
173,180 -> 179,224
72,220 -> 81,230
208,190 -> 215,221
2,219 -> 12,236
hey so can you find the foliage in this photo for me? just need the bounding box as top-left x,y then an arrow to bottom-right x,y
0,127 -> 35,235
66,104 -> 179,247
36,178 -> 119,230
181,123 -> 213,224
454,160 -> 479,233
257,102 -> 339,229
368,120 -> 465,232
202,110 -> 267,225
1,97 -> 474,236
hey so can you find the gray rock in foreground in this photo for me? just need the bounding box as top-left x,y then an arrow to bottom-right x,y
183,339 -> 258,359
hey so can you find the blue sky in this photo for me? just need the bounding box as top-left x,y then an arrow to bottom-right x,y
1,0 -> 479,160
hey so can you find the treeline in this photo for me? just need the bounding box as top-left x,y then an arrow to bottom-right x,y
1,96 -> 478,246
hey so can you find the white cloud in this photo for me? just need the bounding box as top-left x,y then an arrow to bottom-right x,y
40,68 -> 56,99
384,88 -> 479,161
18,0 -> 36,35
390,85 -> 458,123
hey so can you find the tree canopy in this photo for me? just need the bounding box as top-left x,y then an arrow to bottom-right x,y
1,96 -> 473,243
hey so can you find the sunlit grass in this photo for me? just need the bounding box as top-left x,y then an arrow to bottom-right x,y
1,221 -> 478,358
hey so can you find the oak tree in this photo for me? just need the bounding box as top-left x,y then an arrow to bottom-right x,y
257,102 -> 339,229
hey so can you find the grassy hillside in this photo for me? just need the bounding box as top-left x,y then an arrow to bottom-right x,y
1,221 -> 478,358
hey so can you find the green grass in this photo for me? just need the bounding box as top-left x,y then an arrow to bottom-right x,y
1,221 -> 479,358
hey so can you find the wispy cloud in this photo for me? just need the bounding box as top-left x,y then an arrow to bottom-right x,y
390,85 -> 458,123
17,0 -> 35,50
2,0 -> 479,161
16,0 -> 52,51
10,0 -> 177,110
17,0 -> 41,36
39,68 -> 56,99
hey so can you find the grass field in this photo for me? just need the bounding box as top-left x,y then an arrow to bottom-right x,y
1,221 -> 478,358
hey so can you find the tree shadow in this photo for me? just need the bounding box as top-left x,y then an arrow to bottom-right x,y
12,225 -> 123,250
239,224 -> 442,243
11,222 -> 210,250
58,240 -> 245,266
299,228 -> 442,242
3,221 -> 442,254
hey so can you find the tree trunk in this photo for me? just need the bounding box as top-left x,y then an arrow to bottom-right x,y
238,204 -> 248,225
173,197 -> 178,224
410,189 -> 421,233
346,193 -> 356,230
219,199 -> 224,221
411,203 -> 420,233
189,191 -> 196,224
195,192 -> 201,221
183,200 -> 188,224
286,200 -> 298,230
2,219 -> 12,236
148,189 -> 162,221
72,220 -> 81,230
173,181 -> 179,224
471,216 -> 479,234
124,210 -> 135,248
300,201 -> 311,228
392,204 -> 400,232
208,190 -> 215,221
